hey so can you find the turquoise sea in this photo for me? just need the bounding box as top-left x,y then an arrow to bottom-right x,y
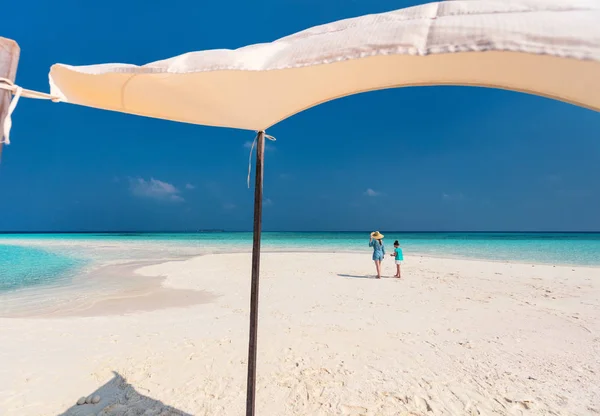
0,244 -> 83,291
0,232 -> 599,293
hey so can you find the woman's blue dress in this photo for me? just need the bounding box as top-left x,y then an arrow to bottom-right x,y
369,239 -> 385,261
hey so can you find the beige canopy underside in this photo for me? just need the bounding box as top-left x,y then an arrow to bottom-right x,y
49,0 -> 600,131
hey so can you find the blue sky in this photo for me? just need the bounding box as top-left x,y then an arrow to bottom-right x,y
1,0 -> 599,232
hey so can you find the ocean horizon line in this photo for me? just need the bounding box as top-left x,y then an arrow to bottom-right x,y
1,230 -> 600,235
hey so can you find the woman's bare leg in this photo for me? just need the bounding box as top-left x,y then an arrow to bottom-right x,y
375,260 -> 381,278
398,264 -> 401,278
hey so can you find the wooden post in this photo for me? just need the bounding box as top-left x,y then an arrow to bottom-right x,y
246,130 -> 265,416
0,37 -> 20,157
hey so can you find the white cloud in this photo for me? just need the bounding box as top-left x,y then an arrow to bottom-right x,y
264,198 -> 273,206
223,203 -> 236,210
129,177 -> 184,202
442,192 -> 464,201
185,183 -> 195,190
364,188 -> 380,197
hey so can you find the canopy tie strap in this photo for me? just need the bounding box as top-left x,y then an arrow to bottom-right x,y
2,85 -> 22,145
247,131 -> 276,188
0,77 -> 60,145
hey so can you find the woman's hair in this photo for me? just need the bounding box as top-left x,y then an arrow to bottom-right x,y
394,240 -> 399,245
377,239 -> 383,245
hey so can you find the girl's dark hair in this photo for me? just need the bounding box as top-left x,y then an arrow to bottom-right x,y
394,240 -> 399,245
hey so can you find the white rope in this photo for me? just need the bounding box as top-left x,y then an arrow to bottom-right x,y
0,77 -> 60,145
247,131 -> 276,188
1,85 -> 22,145
247,134 -> 258,188
0,77 -> 59,101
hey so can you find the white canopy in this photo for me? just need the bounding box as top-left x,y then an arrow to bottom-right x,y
48,0 -> 600,131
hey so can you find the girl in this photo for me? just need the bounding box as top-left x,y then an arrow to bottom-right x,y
369,231 -> 385,279
390,240 -> 403,278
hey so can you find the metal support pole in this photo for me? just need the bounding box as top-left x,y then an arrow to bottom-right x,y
246,130 -> 265,416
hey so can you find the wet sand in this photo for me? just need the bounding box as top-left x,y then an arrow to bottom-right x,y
0,260 -> 215,318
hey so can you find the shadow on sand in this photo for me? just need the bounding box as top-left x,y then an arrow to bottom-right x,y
57,371 -> 192,416
338,274 -> 373,279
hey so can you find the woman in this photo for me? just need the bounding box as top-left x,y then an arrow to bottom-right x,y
369,231 -> 385,279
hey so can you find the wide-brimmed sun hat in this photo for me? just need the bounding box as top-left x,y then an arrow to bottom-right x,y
370,231 -> 384,239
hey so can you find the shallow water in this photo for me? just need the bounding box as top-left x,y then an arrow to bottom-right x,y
0,244 -> 84,291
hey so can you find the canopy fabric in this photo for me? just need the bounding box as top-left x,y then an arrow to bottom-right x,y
49,0 -> 600,131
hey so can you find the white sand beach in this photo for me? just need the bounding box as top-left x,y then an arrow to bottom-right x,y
0,252 -> 599,415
